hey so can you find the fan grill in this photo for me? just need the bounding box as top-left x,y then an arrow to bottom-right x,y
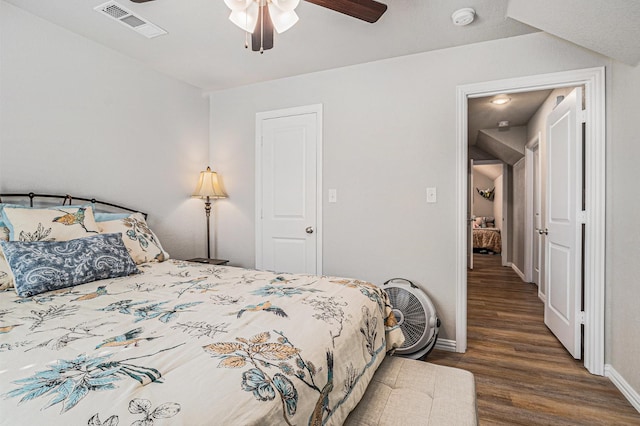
387,287 -> 427,349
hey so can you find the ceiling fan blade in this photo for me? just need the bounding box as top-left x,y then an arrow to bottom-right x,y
252,4 -> 274,52
304,0 -> 387,23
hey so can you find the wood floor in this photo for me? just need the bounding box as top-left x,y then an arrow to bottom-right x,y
427,254 -> 640,425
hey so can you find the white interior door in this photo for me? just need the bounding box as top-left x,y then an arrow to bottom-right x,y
500,163 -> 508,267
544,87 -> 583,359
533,144 -> 543,293
468,159 -> 474,270
256,107 -> 321,274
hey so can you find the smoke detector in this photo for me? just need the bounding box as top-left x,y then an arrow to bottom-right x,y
95,1 -> 167,38
452,8 -> 475,26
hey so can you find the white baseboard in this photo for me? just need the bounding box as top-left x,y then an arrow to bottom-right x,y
434,338 -> 456,352
605,364 -> 640,413
511,263 -> 526,281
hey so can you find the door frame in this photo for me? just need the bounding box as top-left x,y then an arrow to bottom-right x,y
255,104 -> 324,273
524,132 -> 541,287
455,67 -> 605,375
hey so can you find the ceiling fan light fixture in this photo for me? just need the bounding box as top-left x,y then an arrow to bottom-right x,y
270,0 -> 300,13
268,6 -> 298,33
229,6 -> 259,33
224,0 -> 253,12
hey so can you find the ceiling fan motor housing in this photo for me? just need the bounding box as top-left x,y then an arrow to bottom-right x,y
383,278 -> 440,359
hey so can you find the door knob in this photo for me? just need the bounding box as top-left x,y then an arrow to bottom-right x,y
305,226 -> 314,234
536,228 -> 548,235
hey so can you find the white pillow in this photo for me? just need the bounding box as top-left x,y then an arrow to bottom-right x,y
2,205 -> 100,242
98,213 -> 169,264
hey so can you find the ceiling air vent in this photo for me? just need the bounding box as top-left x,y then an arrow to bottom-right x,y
95,1 -> 167,39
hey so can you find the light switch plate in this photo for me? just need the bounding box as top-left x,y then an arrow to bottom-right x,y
426,187 -> 437,203
328,189 -> 337,203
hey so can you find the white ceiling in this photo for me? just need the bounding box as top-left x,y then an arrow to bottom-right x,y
474,163 -> 502,181
5,0 -> 538,90
508,0 -> 640,66
5,0 -> 640,91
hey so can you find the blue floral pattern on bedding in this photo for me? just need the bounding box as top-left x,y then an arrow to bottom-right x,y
0,260 -> 404,425
0,233 -> 139,297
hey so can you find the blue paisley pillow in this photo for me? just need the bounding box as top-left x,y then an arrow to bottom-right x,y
0,233 -> 139,297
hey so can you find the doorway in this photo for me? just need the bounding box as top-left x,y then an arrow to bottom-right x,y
524,133 -> 543,300
455,67 -> 606,375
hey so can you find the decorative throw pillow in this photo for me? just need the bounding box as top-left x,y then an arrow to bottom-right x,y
94,212 -> 130,222
0,233 -> 139,297
2,205 -> 100,242
98,213 -> 170,264
0,251 -> 13,291
0,221 -> 8,241
0,222 -> 13,290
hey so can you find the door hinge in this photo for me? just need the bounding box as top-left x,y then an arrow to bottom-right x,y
580,109 -> 587,123
577,210 -> 587,224
578,311 -> 585,324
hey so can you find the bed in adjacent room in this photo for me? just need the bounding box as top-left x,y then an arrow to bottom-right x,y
0,194 -> 405,425
472,216 -> 502,254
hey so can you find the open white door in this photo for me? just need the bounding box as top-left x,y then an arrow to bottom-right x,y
467,159 -> 474,270
544,88 -> 583,359
533,144 -> 543,298
256,106 -> 322,275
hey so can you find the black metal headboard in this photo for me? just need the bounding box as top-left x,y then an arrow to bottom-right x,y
0,193 -> 147,219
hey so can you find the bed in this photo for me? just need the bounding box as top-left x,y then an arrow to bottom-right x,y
0,194 -> 406,425
472,217 -> 501,254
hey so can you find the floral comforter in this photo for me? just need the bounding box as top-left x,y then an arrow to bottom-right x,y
472,228 -> 502,253
0,260 -> 404,425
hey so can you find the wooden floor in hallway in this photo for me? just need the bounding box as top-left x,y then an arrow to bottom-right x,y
427,253 -> 640,425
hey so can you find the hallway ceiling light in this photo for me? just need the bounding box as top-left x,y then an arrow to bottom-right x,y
491,96 -> 511,105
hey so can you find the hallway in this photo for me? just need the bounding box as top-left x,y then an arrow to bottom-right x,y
428,254 -> 640,425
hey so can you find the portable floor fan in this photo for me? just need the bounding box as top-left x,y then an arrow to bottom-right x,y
383,278 -> 440,359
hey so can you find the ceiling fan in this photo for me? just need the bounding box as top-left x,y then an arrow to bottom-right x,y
130,0 -> 387,53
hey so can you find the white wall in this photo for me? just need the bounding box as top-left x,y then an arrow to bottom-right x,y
494,174 -> 503,232
209,32 -> 609,342
0,2 -> 210,260
608,61 -> 640,394
472,171 -> 495,218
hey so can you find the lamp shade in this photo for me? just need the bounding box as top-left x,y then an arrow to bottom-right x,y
193,167 -> 227,199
